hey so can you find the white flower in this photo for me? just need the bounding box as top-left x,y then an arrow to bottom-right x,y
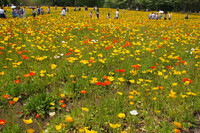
191,48 -> 195,51
62,41 -> 65,43
49,112 -> 55,117
190,52 -> 193,54
60,53 -> 64,56
130,110 -> 138,115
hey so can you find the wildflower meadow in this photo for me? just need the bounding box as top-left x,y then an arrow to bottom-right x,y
0,7 -> 200,133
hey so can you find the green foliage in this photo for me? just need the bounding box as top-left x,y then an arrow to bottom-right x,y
24,93 -> 59,115
3,123 -> 23,133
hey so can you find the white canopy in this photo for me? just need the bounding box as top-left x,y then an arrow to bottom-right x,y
11,6 -> 16,9
159,11 -> 164,13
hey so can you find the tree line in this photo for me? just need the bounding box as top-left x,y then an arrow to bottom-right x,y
0,0 -> 199,12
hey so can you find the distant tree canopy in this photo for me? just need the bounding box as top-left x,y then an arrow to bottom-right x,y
0,0 -> 199,12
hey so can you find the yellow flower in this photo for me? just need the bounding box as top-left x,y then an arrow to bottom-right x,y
27,129 -> 35,133
82,107 -> 89,112
172,83 -> 178,86
23,118 -> 33,124
152,97 -> 157,101
129,79 -> 135,83
174,122 -> 181,128
118,113 -> 125,118
158,71 -> 163,76
118,77 -> 125,82
51,64 -> 57,69
152,87 -> 159,90
70,75 -> 74,78
109,123 -> 121,128
117,92 -> 123,95
129,102 -> 134,105
181,95 -> 187,98
65,116 -> 73,123
13,97 -> 19,102
60,94 -> 65,98
0,71 -> 4,75
128,95 -> 134,99
107,76 -> 114,81
55,124 -> 62,131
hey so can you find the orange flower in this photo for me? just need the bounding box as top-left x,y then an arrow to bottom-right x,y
23,74 -> 30,77
104,80 -> 111,85
14,79 -> 20,84
61,104 -> 66,108
60,100 -> 64,103
29,72 -> 35,76
174,128 -> 180,133
80,90 -> 87,94
3,95 -> 10,99
0,119 -> 6,125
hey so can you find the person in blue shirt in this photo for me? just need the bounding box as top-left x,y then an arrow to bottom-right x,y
37,6 -> 40,15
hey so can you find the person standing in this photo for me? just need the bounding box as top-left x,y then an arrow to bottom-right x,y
32,8 -> 36,18
61,7 -> 66,17
164,12 -> 167,20
22,6 -> 26,18
0,7 -> 5,18
148,12 -> 152,19
90,11 -> 92,18
107,12 -> 110,19
47,7 -> 50,14
37,6 -> 40,15
19,7 -> 22,18
185,13 -> 189,19
168,12 -> 172,20
12,8 -> 16,18
41,8 -> 44,15
96,8 -> 99,19
115,9 -> 119,19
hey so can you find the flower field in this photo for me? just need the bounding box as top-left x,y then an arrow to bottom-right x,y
0,7 -> 200,133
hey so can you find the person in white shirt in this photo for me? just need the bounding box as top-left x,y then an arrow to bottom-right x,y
168,12 -> 172,20
0,7 -> 5,18
115,9 -> 119,19
61,7 -> 66,17
22,6 -> 26,18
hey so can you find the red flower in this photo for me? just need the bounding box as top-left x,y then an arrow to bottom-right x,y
103,76 -> 108,80
177,57 -> 181,60
0,119 -> 6,125
105,80 -> 111,85
96,82 -> 102,86
61,104 -> 66,108
183,78 -> 189,82
80,90 -> 87,94
3,95 -> 10,99
102,83 -> 107,86
60,100 -> 64,103
181,61 -> 185,64
36,114 -> 40,118
119,69 -> 125,73
29,72 -> 35,76
189,80 -> 193,83
167,66 -> 171,69
22,55 -> 29,60
150,66 -> 157,69
14,79 -> 20,84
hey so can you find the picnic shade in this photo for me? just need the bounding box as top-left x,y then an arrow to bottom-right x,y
159,11 -> 164,13
11,6 -> 16,9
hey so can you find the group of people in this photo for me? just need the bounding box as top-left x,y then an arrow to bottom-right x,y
32,6 -> 50,18
148,12 -> 172,20
11,6 -> 26,18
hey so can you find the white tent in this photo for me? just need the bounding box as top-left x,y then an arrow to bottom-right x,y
159,11 -> 164,13
11,6 -> 16,9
